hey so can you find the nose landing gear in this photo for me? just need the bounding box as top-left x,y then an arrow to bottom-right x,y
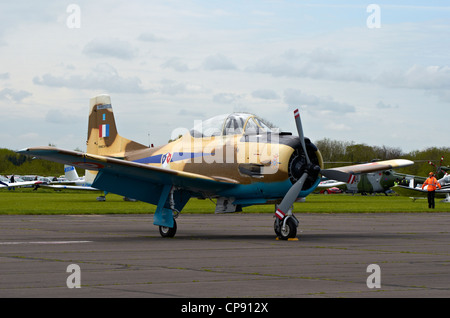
274,206 -> 299,240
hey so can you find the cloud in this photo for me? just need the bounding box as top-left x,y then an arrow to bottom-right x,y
83,38 -> 137,60
0,88 -> 32,102
138,33 -> 166,42
376,101 -> 398,109
160,80 -> 188,95
251,89 -> 280,100
328,122 -> 352,131
213,92 -> 242,104
377,64 -> 450,90
33,63 -> 148,93
202,53 -> 237,71
159,79 -> 205,95
283,88 -> 355,114
247,49 -> 369,83
178,109 -> 204,117
161,57 -> 190,72
0,72 -> 10,80
45,109 -> 82,124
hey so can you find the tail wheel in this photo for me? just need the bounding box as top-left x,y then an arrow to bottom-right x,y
159,219 -> 177,238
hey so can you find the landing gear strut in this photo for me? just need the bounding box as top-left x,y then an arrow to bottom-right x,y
158,188 -> 180,238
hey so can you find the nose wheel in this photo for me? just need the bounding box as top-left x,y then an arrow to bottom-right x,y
274,215 -> 298,240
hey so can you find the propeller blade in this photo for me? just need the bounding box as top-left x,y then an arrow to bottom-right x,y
276,172 -> 308,218
293,109 -> 310,165
321,169 -> 356,184
275,109 -> 320,219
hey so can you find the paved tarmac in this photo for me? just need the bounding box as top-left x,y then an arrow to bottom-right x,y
0,213 -> 449,298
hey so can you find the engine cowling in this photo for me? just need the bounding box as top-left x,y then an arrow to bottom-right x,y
288,138 -> 323,190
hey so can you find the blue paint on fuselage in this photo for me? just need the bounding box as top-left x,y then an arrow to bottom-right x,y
218,177 -> 321,205
133,152 -> 206,164
132,151 -> 321,207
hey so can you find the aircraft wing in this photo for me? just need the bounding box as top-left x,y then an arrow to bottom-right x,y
393,185 -> 450,198
17,147 -> 239,201
321,159 -> 414,183
0,180 -> 42,188
316,180 -> 346,188
39,184 -> 100,191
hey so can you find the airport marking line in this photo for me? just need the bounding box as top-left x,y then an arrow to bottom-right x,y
0,241 -> 92,245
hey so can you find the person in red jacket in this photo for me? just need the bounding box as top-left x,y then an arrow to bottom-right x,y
422,172 -> 442,208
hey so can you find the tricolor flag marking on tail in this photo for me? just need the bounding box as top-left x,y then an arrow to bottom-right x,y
294,109 -> 299,119
275,208 -> 285,220
99,124 -> 109,138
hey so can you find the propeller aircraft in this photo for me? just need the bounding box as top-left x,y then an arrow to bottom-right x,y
338,169 -> 408,195
0,176 -> 42,189
392,156 -> 450,203
18,95 -> 414,239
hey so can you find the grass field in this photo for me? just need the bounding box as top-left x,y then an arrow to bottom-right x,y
1,188 -> 450,215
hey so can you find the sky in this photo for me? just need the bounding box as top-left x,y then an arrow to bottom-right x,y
1,1 -> 449,153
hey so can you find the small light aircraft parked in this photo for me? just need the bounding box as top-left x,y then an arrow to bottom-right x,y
38,165 -> 108,201
18,95 -> 414,239
392,157 -> 450,203
393,173 -> 450,203
0,176 -> 41,189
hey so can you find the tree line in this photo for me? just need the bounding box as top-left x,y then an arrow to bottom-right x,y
1,139 -> 449,177
0,148 -> 74,177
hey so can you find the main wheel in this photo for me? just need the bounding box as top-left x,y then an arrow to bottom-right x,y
278,218 -> 297,240
159,219 -> 177,238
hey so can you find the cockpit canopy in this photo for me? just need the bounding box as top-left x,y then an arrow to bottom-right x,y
190,113 -> 277,138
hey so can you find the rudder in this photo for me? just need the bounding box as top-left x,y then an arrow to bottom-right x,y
87,94 -> 147,158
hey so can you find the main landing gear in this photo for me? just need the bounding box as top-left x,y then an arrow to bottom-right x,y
159,218 -> 177,238
158,209 -> 180,238
273,206 -> 299,240
156,186 -> 181,238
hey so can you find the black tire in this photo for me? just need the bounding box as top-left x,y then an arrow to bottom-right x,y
159,219 -> 177,238
278,218 -> 297,240
274,219 -> 281,237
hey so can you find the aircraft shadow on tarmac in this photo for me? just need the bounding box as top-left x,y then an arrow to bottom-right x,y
123,231 -> 423,242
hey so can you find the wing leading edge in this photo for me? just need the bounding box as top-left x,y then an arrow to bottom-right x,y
321,159 -> 414,183
17,147 -> 238,204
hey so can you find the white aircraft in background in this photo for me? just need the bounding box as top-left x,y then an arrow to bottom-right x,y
393,172 -> 450,203
317,179 -> 346,189
38,165 -> 108,201
0,176 -> 41,189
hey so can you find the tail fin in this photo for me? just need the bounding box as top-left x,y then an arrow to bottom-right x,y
64,165 -> 79,181
86,94 -> 148,158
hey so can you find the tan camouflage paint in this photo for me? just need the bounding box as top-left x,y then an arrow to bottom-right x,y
85,95 -> 324,185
